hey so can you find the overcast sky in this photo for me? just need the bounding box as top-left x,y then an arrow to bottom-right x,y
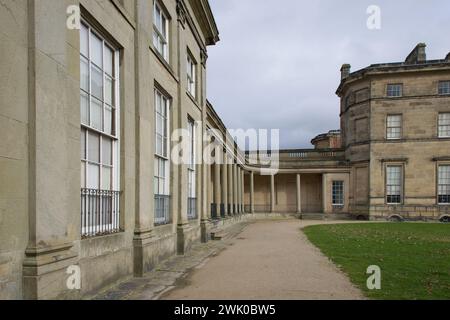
206,0 -> 450,149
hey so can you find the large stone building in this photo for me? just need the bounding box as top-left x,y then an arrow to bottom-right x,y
0,0 -> 449,300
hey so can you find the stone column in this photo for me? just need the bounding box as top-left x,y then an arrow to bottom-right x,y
233,163 -> 238,214
241,170 -> 245,213
207,164 -> 212,218
250,172 -> 255,213
296,174 -> 302,214
322,173 -> 330,214
227,156 -> 233,215
221,153 -> 228,218
237,167 -> 242,213
214,163 -> 221,219
270,175 -> 275,213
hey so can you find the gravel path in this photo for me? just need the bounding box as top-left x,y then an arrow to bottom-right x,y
162,219 -> 365,300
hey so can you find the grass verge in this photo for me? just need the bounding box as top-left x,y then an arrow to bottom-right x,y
303,223 -> 450,300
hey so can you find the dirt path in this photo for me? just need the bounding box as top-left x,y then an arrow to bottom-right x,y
162,219 -> 365,300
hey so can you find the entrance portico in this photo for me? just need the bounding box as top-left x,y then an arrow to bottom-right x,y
244,169 -> 350,216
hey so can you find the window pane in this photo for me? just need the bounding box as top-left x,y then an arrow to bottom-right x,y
387,84 -> 402,97
153,33 -> 159,52
104,106 -> 112,136
387,166 -> 402,204
81,161 -> 86,188
88,131 -> 100,163
105,76 -> 113,106
91,97 -> 103,131
80,57 -> 89,92
102,166 -> 111,190
154,5 -> 161,30
156,114 -> 162,136
156,92 -> 162,114
81,129 -> 86,159
163,137 -> 168,158
154,177 -> 159,194
439,113 -> 450,137
104,46 -> 114,76
160,158 -> 165,178
80,24 -> 89,57
156,135 -> 162,156
102,138 -> 112,166
81,91 -> 89,125
439,81 -> 450,95
161,16 -> 167,37
91,65 -> 103,100
91,33 -> 103,67
88,163 -> 100,189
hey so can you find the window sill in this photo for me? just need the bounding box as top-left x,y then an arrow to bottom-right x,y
150,46 -> 179,83
81,231 -> 125,242
186,91 -> 200,108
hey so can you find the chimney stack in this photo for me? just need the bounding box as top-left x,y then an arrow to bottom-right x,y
405,43 -> 427,64
340,64 -> 351,80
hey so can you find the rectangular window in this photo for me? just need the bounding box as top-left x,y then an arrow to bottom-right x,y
438,113 -> 450,138
80,21 -> 120,238
438,165 -> 450,204
387,84 -> 403,97
386,166 -> 403,204
187,118 -> 197,219
386,115 -> 402,140
438,81 -> 450,95
187,53 -> 196,98
153,1 -> 169,61
154,88 -> 170,225
332,181 -> 344,206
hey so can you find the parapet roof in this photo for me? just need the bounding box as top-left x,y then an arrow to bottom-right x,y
336,43 -> 450,95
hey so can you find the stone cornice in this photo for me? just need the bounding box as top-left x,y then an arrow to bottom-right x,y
188,0 -> 220,46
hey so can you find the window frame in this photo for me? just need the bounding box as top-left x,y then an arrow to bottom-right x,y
386,84 -> 403,98
154,88 -> 171,197
80,19 -> 121,237
154,88 -> 171,226
438,81 -> 450,95
386,114 -> 403,140
385,165 -> 404,205
187,117 -> 197,219
437,164 -> 450,205
153,0 -> 170,62
186,52 -> 197,99
332,181 -> 345,206
438,113 -> 450,138
80,20 -> 121,194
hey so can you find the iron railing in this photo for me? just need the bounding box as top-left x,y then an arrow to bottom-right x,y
81,188 -> 120,238
155,195 -> 170,226
188,197 -> 197,220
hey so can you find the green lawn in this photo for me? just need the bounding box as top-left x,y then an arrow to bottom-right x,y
303,223 -> 450,300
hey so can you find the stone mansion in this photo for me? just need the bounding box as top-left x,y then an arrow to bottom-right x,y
0,0 -> 449,300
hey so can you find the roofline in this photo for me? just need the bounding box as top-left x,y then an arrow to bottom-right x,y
190,0 -> 220,46
336,60 -> 450,96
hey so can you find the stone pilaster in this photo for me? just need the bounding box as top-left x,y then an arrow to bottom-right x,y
23,0 -> 80,299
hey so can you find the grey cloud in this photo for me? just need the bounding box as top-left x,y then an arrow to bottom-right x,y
207,0 -> 450,149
